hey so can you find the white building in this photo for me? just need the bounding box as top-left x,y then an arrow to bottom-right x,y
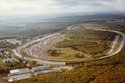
2,58 -> 14,63
10,68 -> 30,76
8,73 -> 31,82
31,66 -> 60,76
8,66 -> 61,82
8,68 -> 31,82
0,49 -> 4,55
31,66 -> 51,73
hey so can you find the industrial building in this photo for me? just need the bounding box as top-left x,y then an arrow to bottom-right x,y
8,66 -> 60,82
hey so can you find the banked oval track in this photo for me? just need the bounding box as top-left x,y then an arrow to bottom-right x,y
13,27 -> 125,66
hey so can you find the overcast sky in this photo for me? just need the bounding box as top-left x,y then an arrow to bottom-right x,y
0,0 -> 125,16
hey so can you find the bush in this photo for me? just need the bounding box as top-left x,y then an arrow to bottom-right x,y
75,53 -> 85,58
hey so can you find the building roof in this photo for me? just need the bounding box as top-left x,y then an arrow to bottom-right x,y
8,73 -> 31,82
3,58 -> 14,63
10,68 -> 30,75
31,66 -> 51,72
0,49 -> 4,53
10,69 -> 19,74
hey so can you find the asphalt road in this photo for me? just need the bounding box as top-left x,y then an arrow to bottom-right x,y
107,35 -> 120,54
94,29 -> 125,60
13,33 -> 66,65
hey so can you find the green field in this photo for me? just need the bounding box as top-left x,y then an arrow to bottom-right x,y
0,59 -> 4,64
46,25 -> 117,62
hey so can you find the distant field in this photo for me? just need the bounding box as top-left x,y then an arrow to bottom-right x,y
0,22 -> 71,38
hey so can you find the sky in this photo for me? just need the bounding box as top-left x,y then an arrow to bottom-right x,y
0,0 -> 125,16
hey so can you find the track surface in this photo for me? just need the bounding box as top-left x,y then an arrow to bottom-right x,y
13,27 -> 125,65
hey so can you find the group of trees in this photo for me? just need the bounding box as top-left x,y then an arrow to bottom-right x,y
0,40 -> 18,49
47,49 -> 61,57
75,53 -> 85,58
0,62 -> 27,74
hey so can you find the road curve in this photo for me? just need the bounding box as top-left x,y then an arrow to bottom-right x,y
94,29 -> 125,60
13,33 -> 66,66
107,35 -> 120,54
13,27 -> 125,65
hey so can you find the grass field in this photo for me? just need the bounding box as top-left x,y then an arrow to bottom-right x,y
46,25 -> 117,61
0,59 -> 4,64
47,48 -> 93,62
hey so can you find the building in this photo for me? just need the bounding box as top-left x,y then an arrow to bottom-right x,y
34,68 -> 59,75
8,73 -> 31,82
2,58 -> 14,63
31,66 -> 51,73
8,66 -> 61,82
10,68 -> 30,76
0,49 -> 4,55
31,66 -> 60,76
8,68 -> 31,82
